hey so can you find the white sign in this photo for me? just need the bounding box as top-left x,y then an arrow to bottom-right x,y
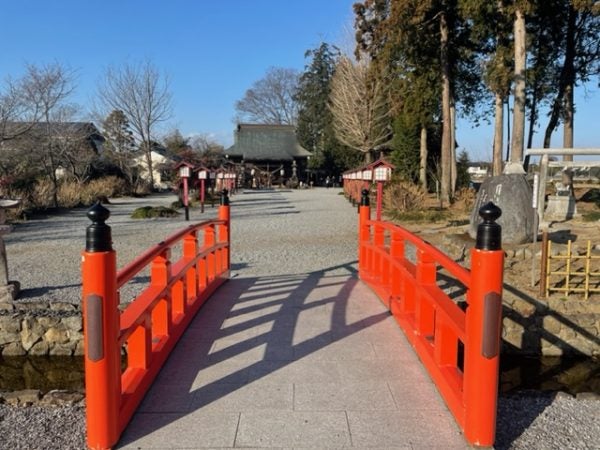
179,166 -> 191,178
374,167 -> 390,181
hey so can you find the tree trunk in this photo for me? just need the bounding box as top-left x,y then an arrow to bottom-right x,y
419,126 -> 428,190
543,6 -> 576,150
526,81 -> 538,149
363,150 -> 373,164
450,103 -> 457,194
510,8 -> 526,163
563,81 -> 574,156
562,5 -> 576,161
144,140 -> 155,189
440,11 -> 452,204
493,93 -> 504,176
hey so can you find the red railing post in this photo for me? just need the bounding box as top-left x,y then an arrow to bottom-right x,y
416,249 -> 436,338
151,250 -> 171,339
82,202 -> 121,450
358,189 -> 371,277
464,202 -> 504,447
389,230 -> 404,314
204,225 -> 216,282
182,231 -> 198,308
218,189 -> 231,273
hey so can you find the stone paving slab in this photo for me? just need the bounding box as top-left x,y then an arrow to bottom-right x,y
115,190 -> 466,449
117,272 -> 465,449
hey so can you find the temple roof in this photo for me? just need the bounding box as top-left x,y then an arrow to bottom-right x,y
226,124 -> 311,161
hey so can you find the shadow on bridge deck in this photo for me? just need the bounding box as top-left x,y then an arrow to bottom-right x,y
116,263 -> 468,449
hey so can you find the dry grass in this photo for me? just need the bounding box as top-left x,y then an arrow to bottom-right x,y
6,176 -> 131,218
451,187 -> 476,213
383,181 -> 427,213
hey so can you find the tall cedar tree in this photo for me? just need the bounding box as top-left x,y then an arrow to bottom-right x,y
542,0 -> 600,153
459,1 -> 512,175
355,0 -> 484,202
295,43 -> 359,175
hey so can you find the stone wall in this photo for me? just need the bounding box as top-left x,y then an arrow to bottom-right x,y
0,302 -> 83,356
443,233 -> 600,357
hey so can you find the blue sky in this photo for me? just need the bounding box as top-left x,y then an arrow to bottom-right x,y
1,1 -> 597,159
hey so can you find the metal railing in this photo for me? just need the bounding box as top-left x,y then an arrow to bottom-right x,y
358,189 -> 504,447
81,191 -> 231,450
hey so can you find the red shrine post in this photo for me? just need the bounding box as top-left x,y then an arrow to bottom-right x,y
197,166 -> 209,214
175,162 -> 194,221
369,159 -> 394,221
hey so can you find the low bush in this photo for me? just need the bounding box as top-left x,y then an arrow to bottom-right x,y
390,209 -> 449,223
582,211 -> 600,222
131,206 -> 180,219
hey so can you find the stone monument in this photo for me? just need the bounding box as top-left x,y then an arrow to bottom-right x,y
469,163 -> 535,244
544,168 -> 578,220
0,199 -> 21,304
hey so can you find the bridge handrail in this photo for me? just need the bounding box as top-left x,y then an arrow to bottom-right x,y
116,220 -> 226,287
357,189 -> 504,448
365,219 -> 472,286
82,192 -> 231,450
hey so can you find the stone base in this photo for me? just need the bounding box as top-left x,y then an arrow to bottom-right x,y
544,195 -> 578,221
0,281 -> 20,302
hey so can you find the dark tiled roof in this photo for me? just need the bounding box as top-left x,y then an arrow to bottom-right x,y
6,122 -> 104,141
226,124 -> 311,161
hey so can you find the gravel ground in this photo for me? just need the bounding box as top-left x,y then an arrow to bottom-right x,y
1,188 -> 598,449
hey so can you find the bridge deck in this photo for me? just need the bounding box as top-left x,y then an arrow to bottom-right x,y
116,189 -> 468,449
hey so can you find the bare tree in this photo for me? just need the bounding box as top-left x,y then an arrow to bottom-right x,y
235,67 -> 299,125
0,64 -> 77,206
329,56 -> 389,163
0,63 -> 73,144
190,134 -> 223,166
97,60 -> 173,188
29,63 -> 77,206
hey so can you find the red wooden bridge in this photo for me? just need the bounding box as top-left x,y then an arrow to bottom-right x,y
81,189 -> 504,449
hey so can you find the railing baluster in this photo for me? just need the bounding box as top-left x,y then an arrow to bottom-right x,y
205,225 -> 216,281
127,318 -> 151,370
416,249 -> 436,338
150,250 -> 171,340
183,231 -> 198,303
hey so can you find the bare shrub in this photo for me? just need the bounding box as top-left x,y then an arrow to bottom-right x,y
384,181 -> 427,213
58,182 -> 82,208
31,179 -> 55,208
451,187 -> 476,213
81,176 -> 129,205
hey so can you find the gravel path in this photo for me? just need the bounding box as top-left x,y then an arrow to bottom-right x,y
1,188 -> 598,449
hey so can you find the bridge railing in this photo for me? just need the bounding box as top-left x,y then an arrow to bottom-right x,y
81,191 -> 231,450
358,189 -> 504,447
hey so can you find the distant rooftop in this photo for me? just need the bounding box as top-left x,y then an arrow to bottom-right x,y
226,124 -> 311,161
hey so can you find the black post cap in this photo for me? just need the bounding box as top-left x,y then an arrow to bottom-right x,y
476,202 -> 502,251
220,189 -> 230,206
86,201 -> 112,252
361,189 -> 370,206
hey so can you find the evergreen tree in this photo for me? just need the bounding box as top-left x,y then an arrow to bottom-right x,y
163,128 -> 190,158
102,109 -> 135,154
102,109 -> 137,185
295,43 -> 359,175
